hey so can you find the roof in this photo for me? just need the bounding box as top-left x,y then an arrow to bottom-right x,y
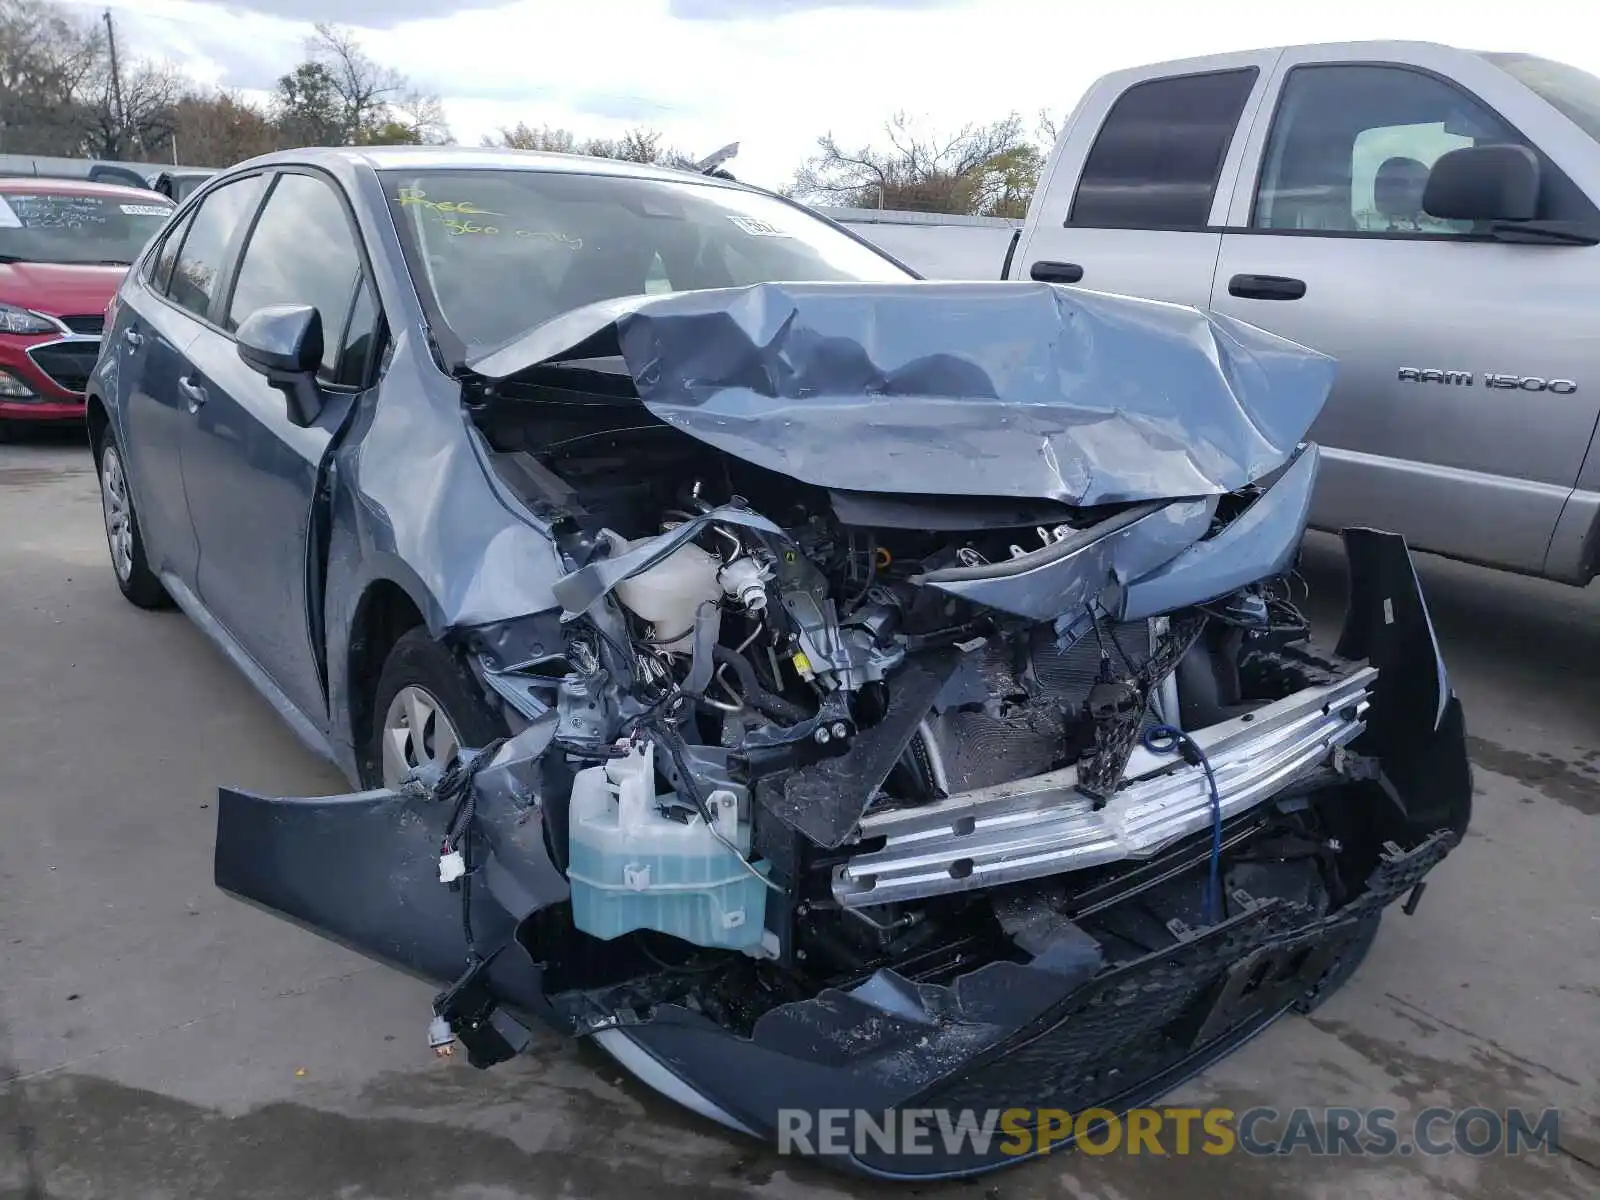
0,176 -> 174,203
228,144 -> 740,189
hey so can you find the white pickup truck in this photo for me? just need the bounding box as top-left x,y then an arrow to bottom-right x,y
823,41 -> 1600,587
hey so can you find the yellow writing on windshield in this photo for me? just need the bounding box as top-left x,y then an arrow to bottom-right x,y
394,186 -> 500,217
439,217 -> 500,236
515,229 -> 584,250
394,188 -> 583,247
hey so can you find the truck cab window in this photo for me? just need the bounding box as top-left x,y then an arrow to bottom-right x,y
1253,65 -> 1520,235
1070,68 -> 1258,229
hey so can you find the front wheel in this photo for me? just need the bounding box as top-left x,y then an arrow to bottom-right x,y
97,434 -> 171,609
364,627 -> 509,790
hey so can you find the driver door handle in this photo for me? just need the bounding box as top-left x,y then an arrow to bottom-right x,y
178,375 -> 208,411
1228,273 -> 1307,301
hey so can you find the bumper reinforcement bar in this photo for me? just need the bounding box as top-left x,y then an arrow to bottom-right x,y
834,666 -> 1376,907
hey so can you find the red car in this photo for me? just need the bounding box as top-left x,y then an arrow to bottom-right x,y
0,177 -> 175,437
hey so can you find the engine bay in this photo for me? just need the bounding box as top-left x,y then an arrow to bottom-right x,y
459,379 -> 1377,1038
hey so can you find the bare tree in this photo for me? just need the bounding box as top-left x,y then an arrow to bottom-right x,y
308,22 -> 402,142
483,122 -> 695,166
388,88 -> 450,144
82,60 -> 183,160
0,0 -> 102,154
792,111 -> 1045,216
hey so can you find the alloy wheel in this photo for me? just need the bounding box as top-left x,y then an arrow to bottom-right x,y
380,684 -> 462,789
100,445 -> 135,583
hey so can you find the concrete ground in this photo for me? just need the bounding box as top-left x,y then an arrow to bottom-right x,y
1,432 -> 1596,1200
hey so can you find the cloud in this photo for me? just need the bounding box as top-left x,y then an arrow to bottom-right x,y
166,0 -> 512,29
668,0 -> 960,17
569,91 -> 689,121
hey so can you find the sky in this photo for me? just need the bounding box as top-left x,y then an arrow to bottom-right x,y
60,0 -> 1600,189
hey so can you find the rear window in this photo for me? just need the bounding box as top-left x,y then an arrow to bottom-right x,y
0,190 -> 173,266
381,168 -> 911,358
1070,68 -> 1259,229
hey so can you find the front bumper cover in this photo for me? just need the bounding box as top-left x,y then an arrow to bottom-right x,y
598,826 -> 1457,1178
213,527 -> 1471,1179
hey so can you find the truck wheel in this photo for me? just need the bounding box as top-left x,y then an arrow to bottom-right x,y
365,628 -> 508,790
97,433 -> 172,609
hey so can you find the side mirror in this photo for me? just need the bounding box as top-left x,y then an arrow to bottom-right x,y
1423,144 -> 1539,222
236,303 -> 325,428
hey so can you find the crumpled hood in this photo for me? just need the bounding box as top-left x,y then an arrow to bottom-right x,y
469,281 -> 1336,507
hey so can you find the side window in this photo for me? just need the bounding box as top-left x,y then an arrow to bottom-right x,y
1070,69 -> 1259,229
225,172 -> 365,380
148,208 -> 195,294
167,176 -> 265,318
1254,65 -> 1522,235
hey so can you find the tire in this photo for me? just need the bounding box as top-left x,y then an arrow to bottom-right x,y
96,431 -> 171,609
364,627 -> 509,790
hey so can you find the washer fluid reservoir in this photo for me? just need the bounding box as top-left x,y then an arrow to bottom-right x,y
567,740 -> 769,951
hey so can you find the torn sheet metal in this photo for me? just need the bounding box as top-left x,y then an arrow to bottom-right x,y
469,281 -> 1337,506
914,496 -> 1217,621
1122,444 -> 1320,620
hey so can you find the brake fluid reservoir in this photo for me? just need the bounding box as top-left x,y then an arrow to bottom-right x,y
608,533 -> 720,653
567,741 -> 769,951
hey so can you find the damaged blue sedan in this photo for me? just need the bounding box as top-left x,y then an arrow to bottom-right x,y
87,146 -> 1471,1178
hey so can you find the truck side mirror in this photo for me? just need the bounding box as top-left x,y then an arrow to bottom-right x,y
1423,144 -> 1539,222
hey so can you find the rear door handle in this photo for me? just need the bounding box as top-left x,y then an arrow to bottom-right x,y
1029,260 -> 1085,284
177,376 -> 208,411
1227,273 -> 1306,301
123,329 -> 143,349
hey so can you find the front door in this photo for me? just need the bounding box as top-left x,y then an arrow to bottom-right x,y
1209,54 -> 1600,574
1009,52 -> 1275,306
178,168 -> 377,726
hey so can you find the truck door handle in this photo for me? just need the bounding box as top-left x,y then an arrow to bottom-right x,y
1029,260 -> 1085,284
1228,273 -> 1306,301
123,329 -> 143,349
177,376 -> 208,411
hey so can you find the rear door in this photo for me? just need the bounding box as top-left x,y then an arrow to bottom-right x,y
114,176 -> 265,589
178,167 -> 380,726
1009,52 -> 1277,305
1209,48 -> 1600,573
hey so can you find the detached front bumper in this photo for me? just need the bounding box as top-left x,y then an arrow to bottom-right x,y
213,528 -> 1471,1180
598,827 -> 1458,1178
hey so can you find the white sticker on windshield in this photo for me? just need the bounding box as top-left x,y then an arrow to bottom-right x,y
726,216 -> 793,237
0,197 -> 19,228
120,204 -> 170,217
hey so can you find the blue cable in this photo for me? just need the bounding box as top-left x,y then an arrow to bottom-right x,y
1142,723 -> 1224,923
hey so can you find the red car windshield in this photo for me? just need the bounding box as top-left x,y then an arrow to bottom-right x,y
0,190 -> 173,266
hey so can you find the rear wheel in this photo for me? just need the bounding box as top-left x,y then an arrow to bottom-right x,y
97,434 -> 171,609
365,628 -> 509,790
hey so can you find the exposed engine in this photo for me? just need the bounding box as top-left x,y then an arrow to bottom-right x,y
476,428 -> 1337,1035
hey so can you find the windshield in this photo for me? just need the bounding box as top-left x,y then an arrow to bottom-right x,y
1483,52 -> 1600,144
380,167 -> 912,355
0,190 -> 173,266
